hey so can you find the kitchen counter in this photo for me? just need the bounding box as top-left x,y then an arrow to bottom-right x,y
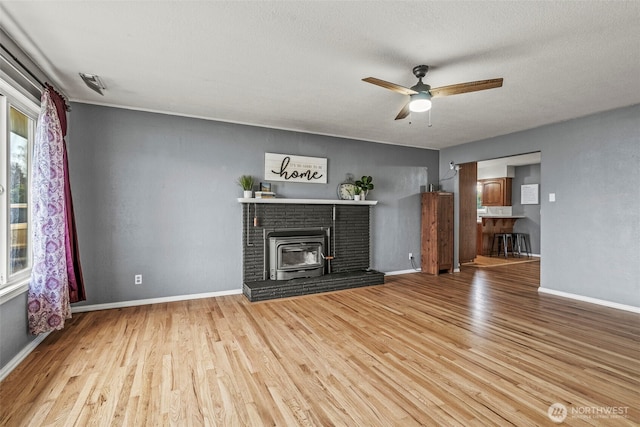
478,215 -> 525,224
477,215 -> 526,255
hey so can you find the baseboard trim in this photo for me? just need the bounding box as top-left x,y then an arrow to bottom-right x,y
384,268 -> 420,276
71,289 -> 243,313
0,332 -> 50,382
538,287 -> 640,313
385,268 -> 463,275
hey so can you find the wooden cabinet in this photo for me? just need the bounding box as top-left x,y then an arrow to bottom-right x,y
480,178 -> 512,206
421,192 -> 454,275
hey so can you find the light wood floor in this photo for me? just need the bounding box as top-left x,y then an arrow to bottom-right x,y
462,255 -> 540,268
2,260 -> 638,426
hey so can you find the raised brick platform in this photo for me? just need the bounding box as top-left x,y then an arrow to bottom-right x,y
243,269 -> 385,302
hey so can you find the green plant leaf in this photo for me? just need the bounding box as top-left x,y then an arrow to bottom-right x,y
237,175 -> 254,190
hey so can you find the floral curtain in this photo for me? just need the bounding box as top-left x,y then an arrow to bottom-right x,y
28,86 -> 85,334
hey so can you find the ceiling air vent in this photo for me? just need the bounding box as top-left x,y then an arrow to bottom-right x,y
79,73 -> 105,95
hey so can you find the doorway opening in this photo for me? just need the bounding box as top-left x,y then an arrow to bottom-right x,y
459,152 -> 542,268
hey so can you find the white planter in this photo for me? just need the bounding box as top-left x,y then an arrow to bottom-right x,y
353,194 -> 361,201
360,192 -> 366,201
243,190 -> 253,198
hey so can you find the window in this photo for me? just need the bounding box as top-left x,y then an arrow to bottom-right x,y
1,80 -> 39,292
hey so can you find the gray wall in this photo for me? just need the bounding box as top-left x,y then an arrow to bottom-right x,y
440,104 -> 640,307
511,164 -> 541,254
0,292 -> 39,370
67,103 -> 438,305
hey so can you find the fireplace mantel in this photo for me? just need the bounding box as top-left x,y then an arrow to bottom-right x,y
237,198 -> 377,205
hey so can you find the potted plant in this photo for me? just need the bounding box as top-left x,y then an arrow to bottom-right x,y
355,175 -> 374,200
353,186 -> 362,201
237,175 -> 255,198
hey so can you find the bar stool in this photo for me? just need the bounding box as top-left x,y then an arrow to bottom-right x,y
490,233 -> 514,258
512,233 -> 531,258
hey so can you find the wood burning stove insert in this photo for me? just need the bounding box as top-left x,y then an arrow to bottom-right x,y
266,228 -> 329,280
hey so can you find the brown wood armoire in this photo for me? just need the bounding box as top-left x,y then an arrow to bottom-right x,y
421,192 -> 454,275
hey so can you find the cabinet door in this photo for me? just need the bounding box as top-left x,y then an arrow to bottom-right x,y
421,193 -> 438,274
480,178 -> 512,206
481,179 -> 504,206
437,194 -> 454,269
502,178 -> 512,206
421,192 -> 453,275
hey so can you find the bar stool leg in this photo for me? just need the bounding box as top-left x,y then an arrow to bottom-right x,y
490,234 -> 498,257
489,234 -> 500,256
502,233 -> 509,258
502,234 -> 507,258
513,233 -> 532,258
523,234 -> 531,257
513,233 -> 521,258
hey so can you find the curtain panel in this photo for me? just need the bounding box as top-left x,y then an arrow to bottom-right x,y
47,84 -> 86,303
28,87 -> 85,335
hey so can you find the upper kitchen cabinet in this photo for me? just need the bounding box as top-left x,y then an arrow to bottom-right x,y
480,177 -> 512,206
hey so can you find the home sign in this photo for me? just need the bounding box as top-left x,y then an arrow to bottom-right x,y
264,153 -> 327,184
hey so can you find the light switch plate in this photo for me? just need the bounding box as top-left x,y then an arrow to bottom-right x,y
549,193 -> 556,202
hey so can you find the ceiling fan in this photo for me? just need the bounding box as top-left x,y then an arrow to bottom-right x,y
363,65 -> 503,120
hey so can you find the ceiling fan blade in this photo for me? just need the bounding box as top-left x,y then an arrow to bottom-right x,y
363,77 -> 418,96
395,101 -> 410,120
430,78 -> 503,98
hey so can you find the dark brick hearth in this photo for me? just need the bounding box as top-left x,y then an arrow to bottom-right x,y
244,269 -> 385,302
241,202 -> 384,301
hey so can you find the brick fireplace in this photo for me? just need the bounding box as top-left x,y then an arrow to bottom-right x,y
240,199 -> 385,301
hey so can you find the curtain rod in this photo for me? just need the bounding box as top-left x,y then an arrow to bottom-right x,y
0,42 -> 71,111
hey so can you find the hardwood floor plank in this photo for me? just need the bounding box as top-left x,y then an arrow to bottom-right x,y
2,260 -> 638,426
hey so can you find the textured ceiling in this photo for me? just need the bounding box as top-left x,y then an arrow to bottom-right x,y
1,1 -> 639,150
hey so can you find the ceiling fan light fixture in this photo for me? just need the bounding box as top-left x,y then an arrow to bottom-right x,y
409,92 -> 432,112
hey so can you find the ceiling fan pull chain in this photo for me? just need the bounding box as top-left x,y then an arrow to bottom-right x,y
428,109 -> 432,127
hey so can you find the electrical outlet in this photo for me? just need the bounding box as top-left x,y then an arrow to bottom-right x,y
135,274 -> 142,285
409,252 -> 413,260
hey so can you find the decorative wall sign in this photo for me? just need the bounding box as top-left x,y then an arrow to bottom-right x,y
264,153 -> 327,184
521,184 -> 539,205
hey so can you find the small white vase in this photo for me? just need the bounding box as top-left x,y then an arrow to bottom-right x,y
353,194 -> 361,201
360,192 -> 366,201
243,190 -> 253,198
